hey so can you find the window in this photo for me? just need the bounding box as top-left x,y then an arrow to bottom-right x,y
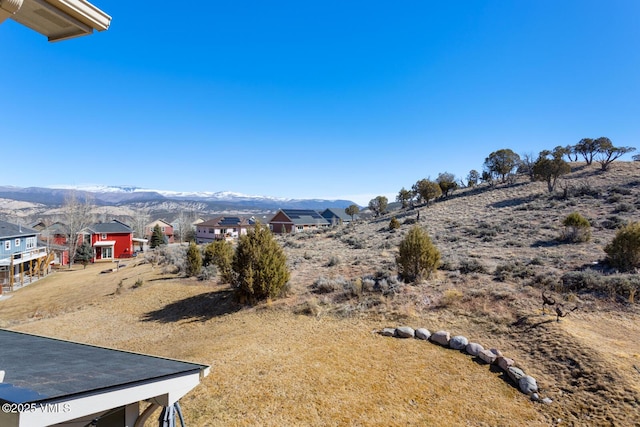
15,239 -> 20,247
102,247 -> 112,259
297,226 -> 304,231
26,237 -> 36,249
161,227 -> 165,232
4,241 -> 10,251
101,233 -> 107,240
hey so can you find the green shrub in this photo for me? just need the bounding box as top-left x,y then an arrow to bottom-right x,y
396,226 -> 440,282
389,217 -> 401,230
203,240 -> 234,283
185,241 -> 202,277
604,222 -> 640,271
233,223 -> 290,304
561,212 -> 591,242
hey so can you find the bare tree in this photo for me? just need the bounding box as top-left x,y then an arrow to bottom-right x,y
174,210 -> 197,243
61,192 -> 95,268
130,208 -> 151,239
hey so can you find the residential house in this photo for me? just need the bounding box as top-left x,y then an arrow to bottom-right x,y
0,220 -> 50,293
40,221 -> 70,266
269,209 -> 331,234
321,208 -> 355,226
196,216 -> 256,244
145,219 -> 174,244
81,220 -> 133,262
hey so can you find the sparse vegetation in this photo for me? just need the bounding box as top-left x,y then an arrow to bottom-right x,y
388,217 -> 400,230
561,212 -> 591,242
396,225 -> 440,282
604,222 -> 640,271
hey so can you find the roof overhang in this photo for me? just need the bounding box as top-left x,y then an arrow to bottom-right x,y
93,240 -> 115,247
8,0 -> 111,42
132,238 -> 148,243
0,329 -> 210,427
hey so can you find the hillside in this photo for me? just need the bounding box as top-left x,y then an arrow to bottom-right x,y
1,161 -> 639,426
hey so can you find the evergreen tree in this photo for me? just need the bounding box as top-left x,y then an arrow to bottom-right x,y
233,223 -> 290,304
396,226 -> 440,282
150,224 -> 165,248
203,240 -> 234,283
74,242 -> 93,269
185,241 -> 202,277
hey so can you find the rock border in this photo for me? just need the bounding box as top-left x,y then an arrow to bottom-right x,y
376,326 -> 552,404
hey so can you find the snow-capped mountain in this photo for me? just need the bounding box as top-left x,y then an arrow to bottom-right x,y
0,185 -> 356,212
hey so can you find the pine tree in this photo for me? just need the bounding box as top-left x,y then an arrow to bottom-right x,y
396,226 -> 440,282
150,224 -> 165,248
185,241 -> 202,277
233,222 -> 290,303
74,242 -> 93,269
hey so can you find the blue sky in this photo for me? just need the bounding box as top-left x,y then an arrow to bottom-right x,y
2,1 -> 639,205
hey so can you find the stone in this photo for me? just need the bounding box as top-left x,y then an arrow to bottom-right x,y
430,330 -> 451,347
507,367 -> 526,383
530,393 -> 540,401
380,328 -> 396,337
465,342 -> 484,356
478,349 -> 497,364
519,375 -> 538,395
496,356 -> 515,371
395,326 -> 415,338
415,328 -> 431,340
489,348 -> 503,357
449,335 -> 468,350
542,398 -> 553,405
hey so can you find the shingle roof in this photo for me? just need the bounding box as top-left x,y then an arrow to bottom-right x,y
199,216 -> 254,227
0,329 -> 206,404
0,220 -> 39,239
86,220 -> 132,234
321,208 -> 353,222
280,209 -> 330,226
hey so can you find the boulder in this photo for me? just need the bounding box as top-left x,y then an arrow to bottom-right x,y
519,375 -> 538,395
541,397 -> 553,405
507,367 -> 526,383
430,330 -> 451,347
415,328 -> 431,341
449,335 -> 469,350
380,328 -> 396,337
489,348 -> 503,357
465,342 -> 484,357
395,326 -> 415,338
496,356 -> 515,371
478,349 -> 497,364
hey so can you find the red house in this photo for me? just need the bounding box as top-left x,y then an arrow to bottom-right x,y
82,220 -> 133,262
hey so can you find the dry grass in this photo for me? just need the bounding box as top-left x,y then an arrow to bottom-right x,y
2,161 -> 640,426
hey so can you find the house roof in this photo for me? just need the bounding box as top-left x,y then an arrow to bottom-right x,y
9,0 -> 111,42
147,219 -> 173,228
321,208 -> 353,222
199,216 -> 255,228
86,220 -> 132,234
0,221 -> 38,239
275,209 -> 330,226
41,222 -> 67,235
0,329 -> 208,426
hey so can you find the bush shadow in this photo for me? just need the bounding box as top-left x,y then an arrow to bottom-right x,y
142,288 -> 241,323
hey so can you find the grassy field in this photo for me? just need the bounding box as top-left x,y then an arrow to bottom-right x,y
1,161 -> 640,426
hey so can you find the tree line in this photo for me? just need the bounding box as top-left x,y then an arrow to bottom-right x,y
360,137 -> 635,217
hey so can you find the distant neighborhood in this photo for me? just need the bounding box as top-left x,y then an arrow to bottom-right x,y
0,207 -> 357,294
